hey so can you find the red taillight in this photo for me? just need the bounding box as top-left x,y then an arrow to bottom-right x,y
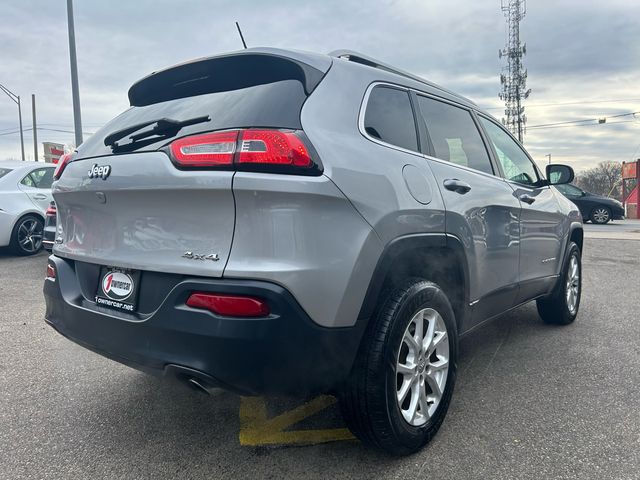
186,292 -> 270,317
168,129 -> 315,171
45,205 -> 57,216
53,152 -> 74,180
238,130 -> 312,167
46,264 -> 56,281
170,131 -> 238,167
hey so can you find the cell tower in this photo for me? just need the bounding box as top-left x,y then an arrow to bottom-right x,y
499,0 -> 531,143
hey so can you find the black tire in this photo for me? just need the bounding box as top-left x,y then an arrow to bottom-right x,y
10,214 -> 44,256
590,206 -> 611,224
339,278 -> 458,456
536,242 -> 581,325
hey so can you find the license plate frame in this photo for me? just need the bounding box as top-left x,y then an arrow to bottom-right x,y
95,267 -> 140,313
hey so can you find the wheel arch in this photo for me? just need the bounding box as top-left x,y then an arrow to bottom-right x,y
357,233 -> 471,331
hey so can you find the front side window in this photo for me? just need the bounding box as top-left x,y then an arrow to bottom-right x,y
555,184 -> 583,197
416,95 -> 494,175
479,117 -> 540,186
363,86 -> 418,152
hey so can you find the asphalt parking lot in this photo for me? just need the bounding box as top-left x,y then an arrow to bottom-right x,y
1,227 -> 639,479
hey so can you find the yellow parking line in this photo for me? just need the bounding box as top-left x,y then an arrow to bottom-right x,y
239,395 -> 355,446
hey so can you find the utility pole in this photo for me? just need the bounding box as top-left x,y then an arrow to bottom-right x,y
32,94 -> 38,161
67,0 -> 83,146
0,83 -> 25,161
499,0 -> 531,143
546,154 -> 551,165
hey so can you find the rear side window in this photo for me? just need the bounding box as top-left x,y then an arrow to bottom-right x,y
364,86 -> 418,152
0,168 -> 12,179
416,96 -> 494,175
21,168 -> 54,189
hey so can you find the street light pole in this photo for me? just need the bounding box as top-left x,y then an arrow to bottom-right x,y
546,153 -> 552,165
66,0 -> 83,146
32,94 -> 38,161
0,83 -> 25,161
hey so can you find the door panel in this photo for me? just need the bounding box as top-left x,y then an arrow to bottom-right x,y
427,159 -> 521,327
477,116 -> 565,303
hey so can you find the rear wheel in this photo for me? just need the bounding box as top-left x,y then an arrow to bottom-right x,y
590,206 -> 611,224
339,279 -> 458,455
10,215 -> 44,256
537,242 -> 581,325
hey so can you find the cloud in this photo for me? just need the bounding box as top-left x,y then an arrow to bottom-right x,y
1,0 -> 638,171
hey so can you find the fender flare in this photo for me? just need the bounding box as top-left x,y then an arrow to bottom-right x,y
356,233 -> 471,327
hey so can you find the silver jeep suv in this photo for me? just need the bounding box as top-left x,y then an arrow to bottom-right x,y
44,48 -> 583,455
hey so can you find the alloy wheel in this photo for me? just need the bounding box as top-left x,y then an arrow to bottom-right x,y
396,307 -> 449,427
17,218 -> 43,254
592,208 -> 610,224
565,254 -> 580,315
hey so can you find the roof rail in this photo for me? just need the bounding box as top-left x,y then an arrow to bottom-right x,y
328,49 -> 475,106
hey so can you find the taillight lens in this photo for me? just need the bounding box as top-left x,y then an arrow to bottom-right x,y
53,152 -> 74,180
45,204 -> 57,216
238,130 -> 312,167
186,292 -> 270,317
170,131 -> 238,167
168,129 -> 316,173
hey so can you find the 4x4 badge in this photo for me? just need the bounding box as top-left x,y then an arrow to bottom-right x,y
182,251 -> 220,261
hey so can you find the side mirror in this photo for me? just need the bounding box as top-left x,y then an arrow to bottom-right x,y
546,164 -> 575,185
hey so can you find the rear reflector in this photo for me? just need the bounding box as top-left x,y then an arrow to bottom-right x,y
46,264 -> 56,281
168,129 -> 314,171
186,292 -> 270,317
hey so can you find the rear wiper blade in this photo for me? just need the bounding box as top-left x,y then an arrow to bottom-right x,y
104,115 -> 210,148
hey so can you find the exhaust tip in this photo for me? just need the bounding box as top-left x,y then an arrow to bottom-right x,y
186,377 -> 211,395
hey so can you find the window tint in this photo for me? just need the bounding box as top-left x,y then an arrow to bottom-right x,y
555,184 -> 583,197
20,174 -> 35,187
21,168 -> 54,189
416,96 -> 493,175
364,86 -> 418,152
479,117 -> 540,185
33,168 -> 54,188
0,168 -> 12,179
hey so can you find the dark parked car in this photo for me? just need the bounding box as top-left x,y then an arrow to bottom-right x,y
43,201 -> 56,252
554,183 -> 624,224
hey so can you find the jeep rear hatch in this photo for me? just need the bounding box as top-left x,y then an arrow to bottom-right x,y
52,50 -> 331,278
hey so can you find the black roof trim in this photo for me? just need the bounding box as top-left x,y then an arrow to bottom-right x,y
329,49 -> 476,106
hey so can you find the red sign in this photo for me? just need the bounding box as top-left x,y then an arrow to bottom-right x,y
622,161 -> 638,179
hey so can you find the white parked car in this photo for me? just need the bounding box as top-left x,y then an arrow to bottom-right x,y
0,161 -> 55,255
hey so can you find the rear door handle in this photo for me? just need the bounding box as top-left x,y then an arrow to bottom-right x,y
519,194 -> 536,204
443,179 -> 471,194
33,194 -> 47,200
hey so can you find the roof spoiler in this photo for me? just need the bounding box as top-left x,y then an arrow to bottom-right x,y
128,52 -> 327,107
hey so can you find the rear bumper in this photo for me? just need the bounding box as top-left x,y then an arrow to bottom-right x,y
43,255 -> 365,396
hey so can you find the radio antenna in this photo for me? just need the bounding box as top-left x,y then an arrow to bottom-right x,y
235,22 -> 247,49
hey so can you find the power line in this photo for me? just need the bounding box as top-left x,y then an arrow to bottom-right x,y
528,120 -> 636,131
527,111 -> 639,129
483,97 -> 640,110
0,126 -> 94,137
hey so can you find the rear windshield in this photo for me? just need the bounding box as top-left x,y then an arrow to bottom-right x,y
0,167 -> 12,179
76,79 -> 308,159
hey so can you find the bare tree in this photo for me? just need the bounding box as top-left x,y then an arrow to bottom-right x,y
575,161 -> 622,199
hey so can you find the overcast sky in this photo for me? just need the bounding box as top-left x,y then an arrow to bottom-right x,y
1,0 -> 639,172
